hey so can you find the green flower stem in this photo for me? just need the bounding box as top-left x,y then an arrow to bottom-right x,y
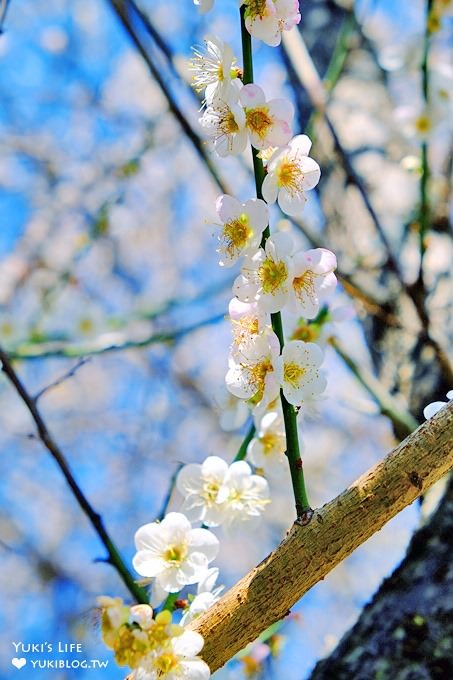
240,8 -> 311,518
234,423 -> 256,462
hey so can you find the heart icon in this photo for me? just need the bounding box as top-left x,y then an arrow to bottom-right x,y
11,658 -> 27,670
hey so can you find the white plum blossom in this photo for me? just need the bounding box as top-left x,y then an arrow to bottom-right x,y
216,460 -> 270,532
133,513 -> 219,592
191,36 -> 241,105
176,456 -> 229,527
180,568 -> 224,627
247,410 -> 287,476
193,0 -> 214,13
240,83 -> 293,150
423,390 -> 453,419
213,384 -> 250,431
243,0 -> 301,47
262,134 -> 321,216
226,331 -> 281,407
276,340 -> 326,406
200,93 -> 248,157
229,297 -> 268,354
132,630 -> 210,680
288,248 -> 337,319
233,232 -> 295,313
215,194 -> 269,266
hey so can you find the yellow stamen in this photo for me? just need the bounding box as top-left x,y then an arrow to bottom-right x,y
258,259 -> 288,294
284,362 -> 306,388
246,107 -> 272,140
220,213 -> 253,258
293,270 -> 316,304
277,160 -> 304,196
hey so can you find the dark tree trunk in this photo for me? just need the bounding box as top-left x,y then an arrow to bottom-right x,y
309,478 -> 453,680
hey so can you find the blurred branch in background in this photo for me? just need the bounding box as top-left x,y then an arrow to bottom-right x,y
0,346 -> 147,604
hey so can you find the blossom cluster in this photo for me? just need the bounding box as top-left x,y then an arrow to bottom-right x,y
194,1 -> 301,47
99,4 -> 340,679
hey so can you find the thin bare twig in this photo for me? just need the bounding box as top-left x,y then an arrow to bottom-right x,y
33,357 -> 91,401
0,346 -> 147,603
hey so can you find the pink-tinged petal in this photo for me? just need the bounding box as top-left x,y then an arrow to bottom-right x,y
299,156 -> 321,190
244,198 -> 269,231
318,271 -> 337,298
240,83 -> 266,108
278,188 -> 307,217
216,194 -> 241,223
288,133 -> 312,156
267,119 -> 293,148
267,98 -> 294,124
189,529 -> 219,561
262,172 -> 279,204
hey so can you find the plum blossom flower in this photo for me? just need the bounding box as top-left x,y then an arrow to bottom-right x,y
190,36 -> 241,105
423,390 -> 453,419
131,629 -> 210,680
200,93 -> 248,157
243,0 -> 301,47
133,513 -> 219,592
288,248 -> 337,319
262,134 -> 321,216
247,410 -> 287,476
276,340 -> 326,406
176,456 -> 229,527
180,568 -> 224,627
240,83 -> 293,150
216,460 -> 270,532
226,331 -> 281,407
233,232 -> 295,313
215,194 -> 269,266
229,297 -> 268,355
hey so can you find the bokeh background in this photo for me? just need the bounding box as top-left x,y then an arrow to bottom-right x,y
0,0 -> 451,679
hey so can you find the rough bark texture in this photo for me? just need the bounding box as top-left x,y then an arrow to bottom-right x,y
189,403 -> 453,672
310,475 -> 453,680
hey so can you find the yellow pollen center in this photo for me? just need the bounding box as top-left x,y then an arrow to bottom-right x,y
222,110 -> 239,134
246,358 -> 273,402
0,322 -> 13,337
277,160 -> 303,195
203,480 -> 220,502
293,270 -> 316,303
79,318 -> 94,334
260,433 -> 280,455
154,652 -> 179,675
247,0 -> 268,19
284,362 -> 306,388
258,259 -> 288,294
415,114 -> 432,134
246,107 -> 272,139
221,213 -> 253,257
164,545 -> 186,565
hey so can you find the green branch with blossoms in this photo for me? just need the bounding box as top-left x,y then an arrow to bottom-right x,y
95,2 -> 343,679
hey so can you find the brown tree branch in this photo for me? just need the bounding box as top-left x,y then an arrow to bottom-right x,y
189,402 -> 453,672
